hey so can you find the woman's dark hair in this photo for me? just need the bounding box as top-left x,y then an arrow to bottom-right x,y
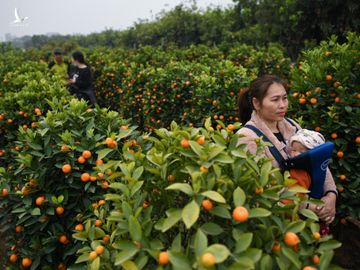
72,51 -> 86,64
237,75 -> 287,125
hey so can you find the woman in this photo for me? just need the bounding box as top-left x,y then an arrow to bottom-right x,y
68,51 -> 97,106
237,75 -> 337,224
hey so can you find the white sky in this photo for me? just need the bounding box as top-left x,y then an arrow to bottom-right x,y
0,0 -> 234,40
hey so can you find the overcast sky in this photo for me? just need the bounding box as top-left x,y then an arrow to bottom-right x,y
0,0 -> 234,41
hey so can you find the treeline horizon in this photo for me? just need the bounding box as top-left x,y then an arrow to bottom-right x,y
4,0 -> 360,60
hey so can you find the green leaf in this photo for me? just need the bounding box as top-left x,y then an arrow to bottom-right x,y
112,240 -> 137,250
189,141 -> 205,157
205,244 -> 230,263
260,254 -> 273,270
228,258 -> 254,270
29,143 -> 42,150
105,193 -> 123,202
208,145 -> 226,160
128,216 -> 142,241
168,251 -> 192,270
229,133 -> 240,151
171,233 -> 182,253
97,148 -> 114,161
298,209 -> 319,221
122,202 -> 133,219
57,195 -> 64,204
170,121 -> 179,130
119,163 -> 131,177
200,222 -> 224,236
31,208 -> 41,216
182,200 -> 200,229
345,106 -> 352,113
12,207 -> 26,214
249,208 -> 271,218
260,160 -> 272,186
318,240 -> 342,252
234,233 -> 253,253
135,255 -> 148,269
288,186 -> 309,193
75,253 -> 90,263
281,246 -> 301,269
211,134 -> 226,147
213,153 -> 233,163
161,209 -> 182,232
90,257 -> 100,270
204,117 -> 212,130
201,190 -> 226,203
285,221 -> 306,234
319,250 -> 334,270
245,159 -> 260,175
118,129 -> 133,139
132,167 -> 144,180
241,248 -> 262,262
109,183 -> 129,195
233,187 -> 246,206
115,248 -> 138,266
194,229 -> 208,257
275,256 -> 287,270
121,260 -> 138,270
130,181 -> 144,197
211,206 -> 231,219
310,222 -> 320,233
166,183 -> 194,196
231,149 -> 248,158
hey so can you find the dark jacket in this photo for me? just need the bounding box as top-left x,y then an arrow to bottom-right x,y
71,66 -> 97,105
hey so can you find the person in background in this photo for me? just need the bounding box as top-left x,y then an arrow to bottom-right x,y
67,51 -> 97,106
48,48 -> 70,83
236,75 -> 337,225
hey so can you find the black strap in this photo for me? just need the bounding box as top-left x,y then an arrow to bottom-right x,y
244,124 -> 286,170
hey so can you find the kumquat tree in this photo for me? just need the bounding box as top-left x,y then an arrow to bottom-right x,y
1,0 -> 360,269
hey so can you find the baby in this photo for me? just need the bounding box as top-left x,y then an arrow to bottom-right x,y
288,128 -> 326,191
289,129 -> 325,156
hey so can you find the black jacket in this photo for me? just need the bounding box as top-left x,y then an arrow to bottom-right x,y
72,66 -> 93,92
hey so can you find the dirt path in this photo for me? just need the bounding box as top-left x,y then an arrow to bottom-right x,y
332,218 -> 360,270
0,232 -> 6,270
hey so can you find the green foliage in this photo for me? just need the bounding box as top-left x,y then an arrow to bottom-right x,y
90,43 -> 290,130
9,1 -> 360,60
288,33 -> 360,218
0,58 -> 71,172
0,99 -> 134,268
72,120 -> 341,269
1,32 -> 358,269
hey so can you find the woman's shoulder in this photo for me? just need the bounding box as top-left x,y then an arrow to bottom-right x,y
236,121 -> 259,138
278,117 -> 301,141
78,65 -> 91,74
284,118 -> 301,129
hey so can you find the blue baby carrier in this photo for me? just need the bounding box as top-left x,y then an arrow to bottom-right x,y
245,122 -> 334,199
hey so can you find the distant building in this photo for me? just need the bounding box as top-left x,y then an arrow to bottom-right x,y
45,32 -> 60,37
5,33 -> 15,42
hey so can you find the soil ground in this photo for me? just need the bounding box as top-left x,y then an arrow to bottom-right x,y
332,219 -> 360,270
0,233 -> 6,270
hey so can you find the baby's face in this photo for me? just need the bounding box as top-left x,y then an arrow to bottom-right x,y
290,141 -> 308,157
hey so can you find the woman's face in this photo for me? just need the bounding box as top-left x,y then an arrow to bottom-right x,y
71,58 -> 79,67
253,82 -> 288,123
